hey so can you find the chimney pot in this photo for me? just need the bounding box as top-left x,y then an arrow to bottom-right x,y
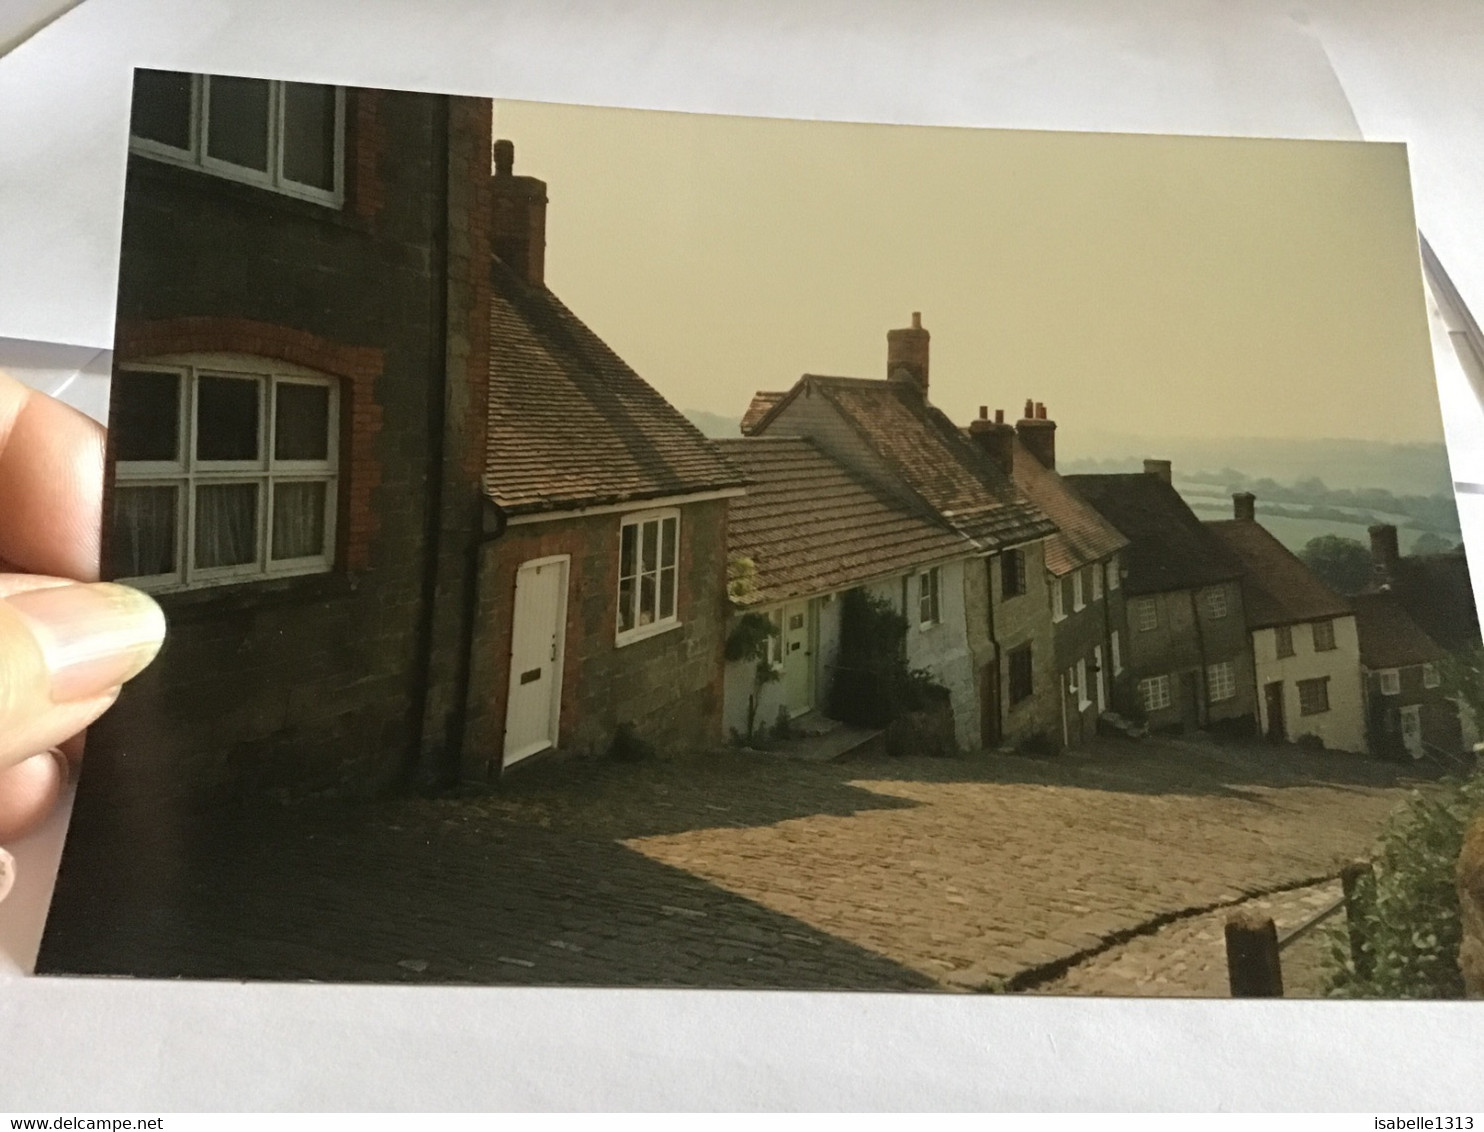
1143,459 -> 1172,484
493,138 -> 514,177
1233,492 -> 1256,521
911,312 -> 921,329
886,313 -> 931,397
978,405 -> 988,420
1023,398 -> 1034,420
995,408 -> 1004,424
1035,402 -> 1047,420
489,138 -> 548,287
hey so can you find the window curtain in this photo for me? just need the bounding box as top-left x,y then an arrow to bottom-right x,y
194,483 -> 258,569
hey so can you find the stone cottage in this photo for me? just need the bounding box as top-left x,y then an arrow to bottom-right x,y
462,143 -> 747,777
716,435 -> 975,748
1068,462 -> 1258,734
1207,493 -> 1365,752
966,402 -> 1132,748
741,315 -> 1060,751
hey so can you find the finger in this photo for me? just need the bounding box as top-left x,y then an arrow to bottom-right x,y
0,748 -> 67,842
0,369 -> 106,582
0,582 -> 164,769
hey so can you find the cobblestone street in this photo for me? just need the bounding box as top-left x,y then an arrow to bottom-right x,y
40,734 -> 1425,993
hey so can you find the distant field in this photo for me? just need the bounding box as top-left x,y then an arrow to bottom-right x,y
1183,499 -> 1449,556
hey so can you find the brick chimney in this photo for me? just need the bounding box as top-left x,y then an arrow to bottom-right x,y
1370,523 -> 1400,588
1015,400 -> 1056,469
1233,492 -> 1256,521
968,406 -> 1016,478
490,139 -> 547,287
887,312 -> 930,397
1143,459 -> 1172,484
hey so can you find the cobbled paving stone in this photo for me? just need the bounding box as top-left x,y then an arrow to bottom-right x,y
38,732 -> 1428,992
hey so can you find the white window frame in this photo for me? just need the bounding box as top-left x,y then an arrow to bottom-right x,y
1072,569 -> 1086,611
1311,619 -> 1336,652
1204,586 -> 1229,620
1139,674 -> 1172,713
1275,624 -> 1295,658
918,566 -> 942,628
1091,562 -> 1104,601
1135,597 -> 1158,632
616,508 -> 682,646
129,73 -> 347,208
1423,662 -> 1441,689
110,355 -> 340,593
1051,577 -> 1066,622
1076,657 -> 1092,711
1207,659 -> 1237,703
1378,669 -> 1401,696
1110,630 -> 1123,675
1107,554 -> 1121,591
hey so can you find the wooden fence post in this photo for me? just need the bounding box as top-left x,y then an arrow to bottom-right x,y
1225,912 -> 1284,997
1341,860 -> 1376,981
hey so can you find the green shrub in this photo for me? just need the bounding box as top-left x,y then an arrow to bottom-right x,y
827,588 -> 949,728
1323,769 -> 1484,998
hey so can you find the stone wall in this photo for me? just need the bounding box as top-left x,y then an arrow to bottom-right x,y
1460,815 -> 1484,998
988,539 -> 1059,749
93,91 -> 493,811
465,498 -> 729,776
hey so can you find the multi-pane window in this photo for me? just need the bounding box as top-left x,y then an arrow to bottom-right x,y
1298,677 -> 1331,716
1135,597 -> 1158,632
1311,619 -> 1336,652
1072,570 -> 1085,611
1051,578 -> 1066,622
1139,674 -> 1172,713
1423,663 -> 1441,689
918,566 -> 942,627
1076,658 -> 1092,710
1001,548 -> 1026,598
1107,554 -> 1121,591
1204,587 -> 1229,620
1275,624 -> 1295,658
1207,660 -> 1237,703
1008,644 -> 1034,706
1110,630 -> 1123,674
108,360 -> 338,592
1091,562 -> 1104,600
617,510 -> 680,643
129,70 -> 345,207
1378,669 -> 1401,696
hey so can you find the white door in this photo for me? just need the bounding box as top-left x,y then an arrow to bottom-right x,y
503,556 -> 569,767
1400,704 -> 1424,759
780,599 -> 814,717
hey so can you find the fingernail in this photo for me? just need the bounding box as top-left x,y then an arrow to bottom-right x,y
7,582 -> 166,703
0,847 -> 14,904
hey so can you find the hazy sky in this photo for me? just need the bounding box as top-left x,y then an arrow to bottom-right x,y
491,100 -> 1441,446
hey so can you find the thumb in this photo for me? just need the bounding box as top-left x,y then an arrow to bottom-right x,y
0,581 -> 166,769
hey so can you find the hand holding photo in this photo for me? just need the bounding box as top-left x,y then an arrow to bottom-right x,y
35,68 -> 1484,1001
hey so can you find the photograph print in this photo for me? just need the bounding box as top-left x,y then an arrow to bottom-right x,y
35,69 -> 1484,999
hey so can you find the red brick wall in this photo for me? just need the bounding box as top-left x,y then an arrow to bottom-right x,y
113,316 -> 385,572
348,88 -> 386,223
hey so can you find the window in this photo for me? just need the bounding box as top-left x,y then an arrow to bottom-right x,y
1207,660 -> 1237,703
1091,562 -> 1104,601
1139,674 -> 1172,713
1076,658 -> 1092,710
1423,663 -> 1441,689
1008,644 -> 1034,706
1001,548 -> 1026,598
1275,625 -> 1295,658
1065,664 -> 1078,705
1135,597 -> 1158,632
129,70 -> 345,207
1107,554 -> 1121,591
108,359 -> 338,592
1378,669 -> 1401,696
918,566 -> 942,627
617,510 -> 680,644
1311,619 -> 1336,652
1110,630 -> 1123,674
1072,569 -> 1086,611
1298,677 -> 1331,716
1051,578 -> 1066,622
1204,587 -> 1229,620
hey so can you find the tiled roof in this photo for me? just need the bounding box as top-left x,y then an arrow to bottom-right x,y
756,375 -> 1055,551
1206,518 -> 1353,629
1065,473 -> 1246,596
1352,591 -> 1446,670
485,261 -> 747,514
1009,439 -> 1128,576
717,437 -> 969,607
1384,549 -> 1482,655
740,392 -> 785,435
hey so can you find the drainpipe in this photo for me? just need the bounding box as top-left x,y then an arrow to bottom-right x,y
1190,589 -> 1209,727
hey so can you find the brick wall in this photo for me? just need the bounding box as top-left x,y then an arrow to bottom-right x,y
464,498 -> 729,777
92,90 -> 492,811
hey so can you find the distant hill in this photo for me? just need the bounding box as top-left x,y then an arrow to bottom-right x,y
684,409 -> 742,438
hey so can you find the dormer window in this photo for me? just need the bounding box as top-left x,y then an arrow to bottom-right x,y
129,70 -> 345,207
